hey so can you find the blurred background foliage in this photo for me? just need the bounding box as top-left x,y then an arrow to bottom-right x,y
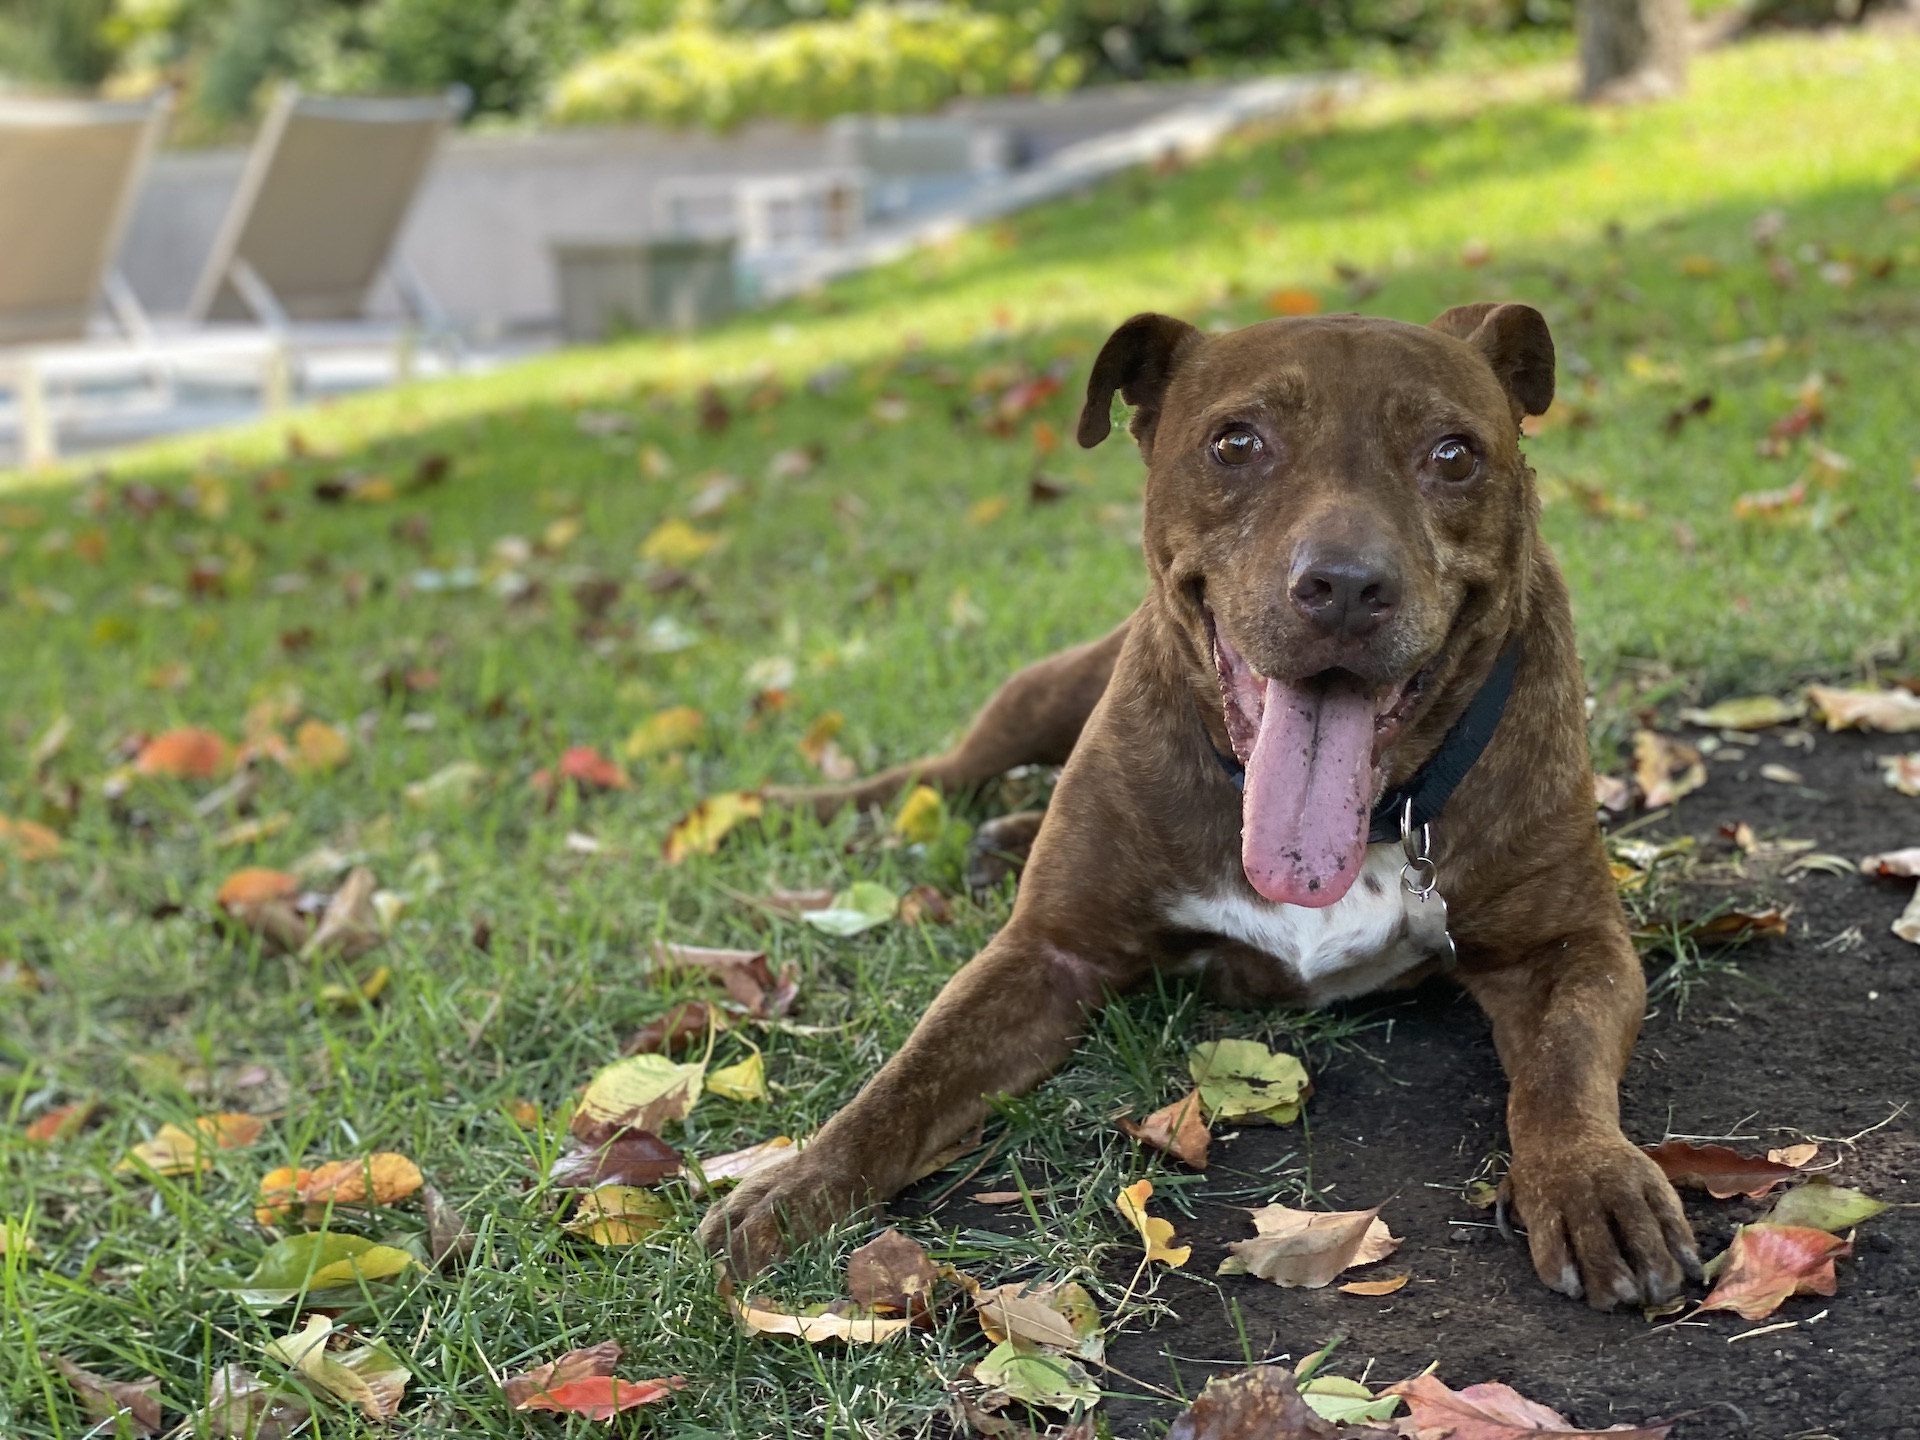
0,0 -> 1888,135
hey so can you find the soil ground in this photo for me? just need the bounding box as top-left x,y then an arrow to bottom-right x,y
913,726 -> 1920,1440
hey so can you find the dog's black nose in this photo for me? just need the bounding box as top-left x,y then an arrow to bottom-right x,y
1289,549 -> 1402,639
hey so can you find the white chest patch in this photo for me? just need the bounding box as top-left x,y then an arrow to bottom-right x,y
1162,844 -> 1446,1007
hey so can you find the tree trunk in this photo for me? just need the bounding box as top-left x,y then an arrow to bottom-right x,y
1577,0 -> 1689,102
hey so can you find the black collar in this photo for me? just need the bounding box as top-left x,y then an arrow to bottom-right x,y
1209,642 -> 1522,844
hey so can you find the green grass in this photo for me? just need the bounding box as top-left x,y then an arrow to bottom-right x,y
5,27 -> 1920,1438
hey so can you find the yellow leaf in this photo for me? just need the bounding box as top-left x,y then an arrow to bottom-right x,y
291,719 -> 352,774
966,496 -> 1009,527
564,1186 -> 672,1245
892,785 -> 945,844
1116,1179 -> 1189,1268
639,519 -> 720,566
1338,1272 -> 1410,1296
264,1314 -> 409,1420
663,791 -> 762,864
573,1054 -> 704,1138
707,1050 -> 767,1104
625,706 -> 707,759
728,1292 -> 913,1344
256,1166 -> 313,1225
116,1112 -> 265,1176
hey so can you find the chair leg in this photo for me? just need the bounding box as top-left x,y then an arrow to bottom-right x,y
20,364 -> 55,468
263,341 -> 292,414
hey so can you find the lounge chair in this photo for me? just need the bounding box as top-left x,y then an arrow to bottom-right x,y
0,90 -> 284,466
184,84 -> 469,379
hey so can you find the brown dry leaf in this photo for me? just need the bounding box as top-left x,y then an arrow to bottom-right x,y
550,1130 -> 683,1189
1806,683 -> 1920,733
299,1152 -> 424,1213
1768,1143 -> 1820,1168
1643,1140 -> 1800,1199
1338,1273 -> 1410,1296
1690,908 -> 1789,941
1633,730 -> 1707,808
1386,1374 -> 1671,1439
729,1292 -> 914,1344
760,885 -> 836,918
1168,1365 -> 1399,1440
899,884 -> 954,925
1118,1091 -> 1210,1169
1217,1204 -> 1399,1288
25,1100 -> 97,1143
503,1340 -> 624,1408
135,727 -> 232,780
688,1134 -> 798,1196
115,1113 -> 265,1176
623,1000 -> 727,1055
663,791 -> 762,863
216,868 -> 311,954
1698,1223 -> 1851,1320
50,1355 -> 162,1436
846,1228 -> 938,1313
423,1185 -> 476,1268
300,866 -> 381,962
651,942 -> 798,1018
190,1363 -> 311,1440
1880,753 -> 1920,796
973,1281 -> 1104,1361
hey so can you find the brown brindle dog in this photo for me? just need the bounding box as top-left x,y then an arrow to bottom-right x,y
698,303 -> 1701,1309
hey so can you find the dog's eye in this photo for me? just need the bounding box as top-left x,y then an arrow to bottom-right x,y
1428,438 -> 1478,483
1211,428 -> 1263,466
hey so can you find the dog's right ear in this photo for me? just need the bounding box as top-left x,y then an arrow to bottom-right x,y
1077,312 -> 1202,455
1429,303 -> 1555,421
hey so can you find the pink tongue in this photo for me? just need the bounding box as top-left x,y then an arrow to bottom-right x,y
1241,673 -> 1376,907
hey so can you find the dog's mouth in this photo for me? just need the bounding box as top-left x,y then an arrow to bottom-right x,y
1204,606 -> 1432,910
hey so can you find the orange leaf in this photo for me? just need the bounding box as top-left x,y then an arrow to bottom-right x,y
1338,1272 -> 1410,1296
201,1113 -> 265,1149
1642,1140 -> 1800,1199
502,1341 -> 622,1408
135,728 -> 231,780
217,869 -> 301,909
662,792 -> 762,864
300,1152 -> 424,1211
1699,1224 -> 1850,1321
515,1376 -> 684,1420
1265,288 -> 1322,316
1119,1091 -> 1210,1170
1388,1373 -> 1671,1438
0,815 -> 62,862
255,1166 -> 314,1225
291,719 -> 352,775
25,1100 -> 97,1143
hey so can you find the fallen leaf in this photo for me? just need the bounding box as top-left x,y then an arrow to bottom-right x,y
0,815 -> 61,862
188,1363 -> 310,1440
640,519 -> 720,566
1265,287 -> 1322,316
135,727 -> 231,780
1299,1374 -> 1404,1426
1338,1273 -> 1410,1296
707,1049 -> 768,1103
1633,730 -> 1707,808
1898,884 -> 1920,945
502,1341 -> 623,1408
1217,1204 -> 1399,1288
116,1113 -> 265,1176
233,1232 -> 418,1308
894,785 -> 946,843
1806,683 -> 1920,733
423,1185 -> 476,1267
1762,1179 -> 1888,1232
1698,1223 -> 1850,1320
974,1281 -> 1104,1360
688,1134 -> 797,1195
298,1152 -> 424,1213
264,1314 -> 409,1419
625,706 -> 707,759
1593,774 -> 1632,813
846,1228 -> 938,1313
516,1376 -> 685,1420
651,941 -> 799,1017
1759,762 -> 1803,785
1387,1373 -> 1671,1439
1642,1140 -> 1800,1199
532,746 -> 630,800
300,866 -> 381,962
50,1355 -> 162,1436
1678,696 -> 1803,730
801,881 -> 899,936
216,868 -> 310,954
663,791 -> 762,863
565,1185 -> 673,1244
728,1292 -> 914,1343
551,1129 -> 683,1189
1116,1179 -> 1189,1268
624,1000 -> 727,1054
1879,753 -> 1920,796
290,719 -> 351,775
900,884 -> 953,925
1168,1365 -> 1397,1440
1116,1080 -> 1218,1166
254,1167 -> 314,1225
1768,1143 -> 1819,1168
25,1100 -> 97,1143
572,1054 -> 704,1142
968,496 -> 1010,526
958,1399 -> 1098,1439
1188,1039 -> 1311,1124
403,760 -> 488,809
974,1340 -> 1101,1411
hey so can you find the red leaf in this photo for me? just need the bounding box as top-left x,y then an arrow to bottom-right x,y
622,1000 -> 726,1054
549,1129 -> 683,1189
1642,1140 -> 1800,1199
1386,1374 -> 1672,1439
515,1375 -> 684,1420
135,728 -> 232,780
501,1341 -> 621,1408
1699,1224 -> 1850,1321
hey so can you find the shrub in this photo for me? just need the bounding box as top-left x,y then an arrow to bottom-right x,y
549,3 -> 1082,129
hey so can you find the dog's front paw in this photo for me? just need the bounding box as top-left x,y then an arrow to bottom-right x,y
1506,1133 -> 1700,1310
697,1150 -> 870,1276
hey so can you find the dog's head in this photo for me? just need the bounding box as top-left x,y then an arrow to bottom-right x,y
1078,304 -> 1553,908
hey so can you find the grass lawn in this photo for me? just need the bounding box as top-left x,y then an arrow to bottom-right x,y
4,28 -> 1920,1439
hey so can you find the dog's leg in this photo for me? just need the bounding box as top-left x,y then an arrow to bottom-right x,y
768,622 -> 1128,823
1463,933 -> 1699,1310
698,924 -> 1127,1273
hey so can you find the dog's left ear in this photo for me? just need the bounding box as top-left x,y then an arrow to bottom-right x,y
1429,303 -> 1555,421
1077,312 -> 1202,455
